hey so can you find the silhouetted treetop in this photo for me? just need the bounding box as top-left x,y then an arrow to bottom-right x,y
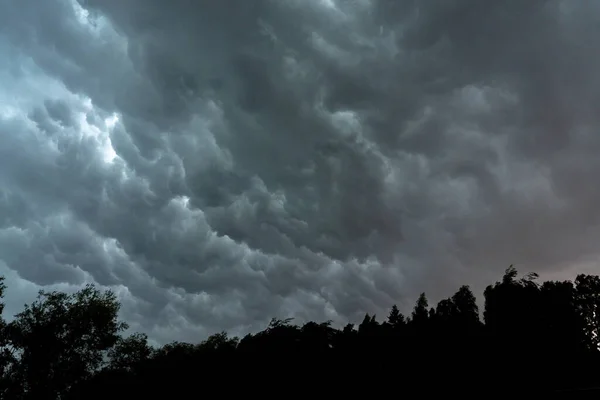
387,304 -> 405,328
412,292 -> 429,324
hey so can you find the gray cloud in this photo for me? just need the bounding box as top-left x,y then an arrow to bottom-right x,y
1,0 -> 600,343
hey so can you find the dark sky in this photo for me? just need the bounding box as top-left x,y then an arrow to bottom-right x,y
1,0 -> 600,344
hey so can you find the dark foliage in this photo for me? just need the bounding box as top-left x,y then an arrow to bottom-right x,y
1,267 -> 600,398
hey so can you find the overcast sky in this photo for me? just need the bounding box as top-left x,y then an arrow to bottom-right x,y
1,0 -> 600,344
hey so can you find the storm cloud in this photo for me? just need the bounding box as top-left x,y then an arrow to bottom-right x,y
1,0 -> 600,343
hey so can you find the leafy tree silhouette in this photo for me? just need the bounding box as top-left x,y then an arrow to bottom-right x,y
2,285 -> 126,399
108,332 -> 153,372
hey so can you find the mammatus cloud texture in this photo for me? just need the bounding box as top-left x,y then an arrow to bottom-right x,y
1,0 -> 600,343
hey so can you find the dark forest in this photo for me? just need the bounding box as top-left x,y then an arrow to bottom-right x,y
1,266 -> 599,398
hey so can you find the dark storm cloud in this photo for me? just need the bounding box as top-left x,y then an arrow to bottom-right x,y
1,0 -> 600,342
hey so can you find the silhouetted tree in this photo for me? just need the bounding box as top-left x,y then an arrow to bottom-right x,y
452,285 -> 479,326
411,292 -> 429,325
108,333 -> 153,372
434,298 -> 455,322
3,285 -> 126,399
358,313 -> 378,335
484,265 -> 542,348
387,304 -> 405,328
198,331 -> 239,353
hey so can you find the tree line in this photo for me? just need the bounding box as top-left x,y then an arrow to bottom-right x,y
1,265 -> 599,398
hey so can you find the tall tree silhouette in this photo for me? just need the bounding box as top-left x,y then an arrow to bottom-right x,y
484,266 -> 543,353
411,292 -> 429,325
387,304 -> 405,328
451,285 -> 479,327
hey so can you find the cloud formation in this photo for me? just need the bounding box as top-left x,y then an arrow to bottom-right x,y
1,0 -> 600,343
